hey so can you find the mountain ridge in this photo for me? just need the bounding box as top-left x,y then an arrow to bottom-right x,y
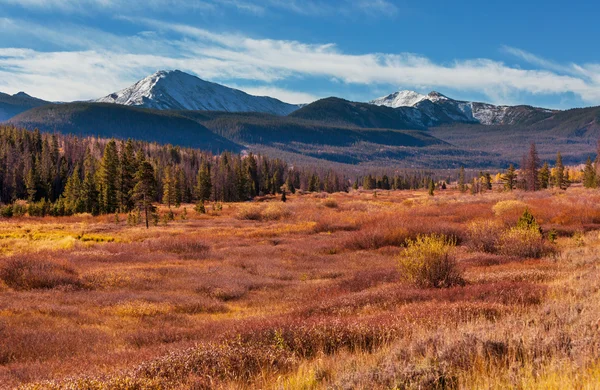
95,70 -> 301,115
370,90 -> 556,126
0,91 -> 50,122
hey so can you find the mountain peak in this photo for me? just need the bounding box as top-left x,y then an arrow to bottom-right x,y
95,70 -> 300,115
369,90 -> 428,108
426,91 -> 450,102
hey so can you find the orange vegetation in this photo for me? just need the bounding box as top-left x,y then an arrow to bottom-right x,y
0,187 -> 599,389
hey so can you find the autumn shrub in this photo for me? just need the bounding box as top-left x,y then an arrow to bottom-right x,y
498,209 -> 550,258
397,234 -> 464,288
313,214 -> 359,233
148,237 -> 210,259
323,198 -> 338,208
466,219 -> 503,253
12,201 -> 27,217
262,203 -> 292,221
498,227 -> 547,258
237,205 -> 263,220
492,200 -> 528,217
237,204 -> 291,221
0,257 -> 82,290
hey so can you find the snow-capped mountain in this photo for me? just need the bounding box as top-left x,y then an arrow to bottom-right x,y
370,90 -> 428,108
370,90 -> 555,126
96,70 -> 301,115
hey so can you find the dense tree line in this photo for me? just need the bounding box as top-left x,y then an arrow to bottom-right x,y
356,172 -> 437,191
0,126 -> 350,217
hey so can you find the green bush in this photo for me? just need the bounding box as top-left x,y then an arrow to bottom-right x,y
0,205 -> 13,218
12,203 -> 26,217
397,234 -> 464,288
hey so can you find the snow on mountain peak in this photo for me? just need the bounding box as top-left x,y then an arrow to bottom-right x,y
95,70 -> 300,115
369,90 -> 428,108
426,91 -> 450,102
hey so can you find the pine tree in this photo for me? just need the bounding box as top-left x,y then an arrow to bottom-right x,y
234,159 -> 249,200
502,164 -> 517,191
517,208 -> 542,234
553,152 -> 566,190
119,139 -> 137,212
175,166 -> 184,207
195,160 -> 212,202
285,173 -> 296,194
538,162 -> 550,189
484,173 -> 492,190
458,166 -> 466,192
246,153 -> 259,198
63,165 -> 83,213
470,178 -> 478,195
82,148 -> 99,214
583,156 -> 596,188
524,143 -> 540,191
25,167 -> 37,202
308,174 -> 320,192
133,161 -> 156,229
163,165 -> 175,208
428,179 -> 435,196
100,140 -> 119,213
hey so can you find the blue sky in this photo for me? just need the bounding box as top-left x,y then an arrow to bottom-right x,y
1,0 -> 599,108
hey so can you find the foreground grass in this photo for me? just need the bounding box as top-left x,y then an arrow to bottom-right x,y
0,188 -> 599,389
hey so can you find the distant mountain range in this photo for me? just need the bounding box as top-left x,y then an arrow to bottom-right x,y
3,69 -> 600,168
0,92 -> 50,122
370,90 -> 556,126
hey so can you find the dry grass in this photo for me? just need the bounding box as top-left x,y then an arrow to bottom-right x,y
0,189 -> 598,389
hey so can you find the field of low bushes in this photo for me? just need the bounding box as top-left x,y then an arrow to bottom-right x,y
0,188 -> 599,389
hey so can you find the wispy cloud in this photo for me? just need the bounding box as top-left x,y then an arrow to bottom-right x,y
1,17 -> 600,106
0,0 -> 398,17
228,85 -> 320,104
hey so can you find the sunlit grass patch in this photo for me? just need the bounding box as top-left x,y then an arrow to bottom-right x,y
111,300 -> 173,318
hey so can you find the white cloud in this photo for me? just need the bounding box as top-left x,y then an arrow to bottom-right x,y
231,85 -> 319,104
1,17 -> 600,106
0,0 -> 397,17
